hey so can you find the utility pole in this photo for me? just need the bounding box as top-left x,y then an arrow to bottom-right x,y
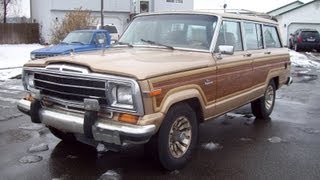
100,0 -> 104,29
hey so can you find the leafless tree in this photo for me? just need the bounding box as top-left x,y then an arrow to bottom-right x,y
0,0 -> 17,23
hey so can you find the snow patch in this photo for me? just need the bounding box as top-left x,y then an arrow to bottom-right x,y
28,143 -> 49,153
0,44 -> 43,68
0,68 -> 22,81
0,44 -> 43,80
0,96 -> 18,103
18,123 -> 45,131
201,142 -> 223,151
268,136 -> 282,143
98,170 -> 121,180
96,143 -> 109,153
240,137 -> 253,142
19,155 -> 43,163
290,50 -> 320,69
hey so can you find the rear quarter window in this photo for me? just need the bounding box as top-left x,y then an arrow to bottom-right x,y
263,26 -> 281,48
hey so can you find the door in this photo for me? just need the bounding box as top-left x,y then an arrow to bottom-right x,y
214,20 -> 254,114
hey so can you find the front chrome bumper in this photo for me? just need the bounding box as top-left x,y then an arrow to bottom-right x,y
17,99 -> 156,145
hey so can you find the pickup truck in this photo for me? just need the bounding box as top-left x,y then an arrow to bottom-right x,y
30,29 -> 111,60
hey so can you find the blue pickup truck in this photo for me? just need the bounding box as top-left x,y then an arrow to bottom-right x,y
30,29 -> 111,60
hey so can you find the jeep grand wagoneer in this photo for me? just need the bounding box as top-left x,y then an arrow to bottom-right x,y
18,11 -> 292,170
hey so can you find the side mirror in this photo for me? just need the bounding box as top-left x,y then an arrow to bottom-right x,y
219,45 -> 234,55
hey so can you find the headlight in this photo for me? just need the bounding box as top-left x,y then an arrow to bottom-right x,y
28,73 -> 35,88
30,53 -> 36,60
109,83 -> 134,109
22,70 -> 34,90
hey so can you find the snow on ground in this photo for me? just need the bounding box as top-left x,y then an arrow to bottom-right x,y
0,44 -> 43,81
290,50 -> 320,69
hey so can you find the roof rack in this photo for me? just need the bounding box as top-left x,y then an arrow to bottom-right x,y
198,9 -> 277,22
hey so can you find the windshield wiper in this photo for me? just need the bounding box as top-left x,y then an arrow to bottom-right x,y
71,41 -> 84,45
60,42 -> 69,45
114,41 -> 133,47
140,39 -> 174,50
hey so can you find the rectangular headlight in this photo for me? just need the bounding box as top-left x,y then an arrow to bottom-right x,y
108,82 -> 134,110
22,70 -> 34,90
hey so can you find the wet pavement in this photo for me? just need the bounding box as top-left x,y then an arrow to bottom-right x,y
1,53 -> 320,179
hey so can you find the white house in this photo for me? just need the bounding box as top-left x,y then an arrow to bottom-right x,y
31,0 -> 194,43
133,0 -> 193,13
267,0 -> 320,46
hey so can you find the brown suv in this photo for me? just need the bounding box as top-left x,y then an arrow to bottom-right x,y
17,11 -> 292,170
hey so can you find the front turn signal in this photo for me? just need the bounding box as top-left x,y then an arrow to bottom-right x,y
118,113 -> 139,124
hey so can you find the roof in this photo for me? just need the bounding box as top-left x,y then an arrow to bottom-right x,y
267,1 -> 304,14
135,10 -> 278,25
276,0 -> 319,16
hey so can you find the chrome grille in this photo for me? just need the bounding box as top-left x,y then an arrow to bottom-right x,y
34,72 -> 107,105
35,54 -> 59,59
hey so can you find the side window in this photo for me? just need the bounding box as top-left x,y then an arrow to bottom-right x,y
215,21 -> 243,52
244,23 -> 264,50
263,26 -> 281,48
95,33 -> 106,44
244,23 -> 258,50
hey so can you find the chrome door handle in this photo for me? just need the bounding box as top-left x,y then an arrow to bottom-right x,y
264,51 -> 271,55
244,53 -> 252,57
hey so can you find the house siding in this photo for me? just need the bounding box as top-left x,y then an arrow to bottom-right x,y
276,1 -> 320,46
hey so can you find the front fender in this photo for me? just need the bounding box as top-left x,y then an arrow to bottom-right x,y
158,87 -> 206,114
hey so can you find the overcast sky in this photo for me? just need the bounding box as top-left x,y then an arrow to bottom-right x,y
16,0 -> 313,18
194,0 -> 313,12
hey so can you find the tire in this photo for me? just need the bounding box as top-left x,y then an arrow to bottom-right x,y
48,126 -> 77,142
294,44 -> 300,52
147,103 -> 198,170
251,80 -> 276,121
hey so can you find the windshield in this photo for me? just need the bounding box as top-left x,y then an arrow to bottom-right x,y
62,31 -> 93,44
120,14 -> 218,50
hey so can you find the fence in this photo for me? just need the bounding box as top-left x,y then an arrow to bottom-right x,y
0,23 -> 40,44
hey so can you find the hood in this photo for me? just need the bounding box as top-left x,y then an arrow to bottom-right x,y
31,44 -> 93,54
25,48 -> 214,80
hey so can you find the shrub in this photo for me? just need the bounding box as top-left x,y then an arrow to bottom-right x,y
50,8 -> 96,44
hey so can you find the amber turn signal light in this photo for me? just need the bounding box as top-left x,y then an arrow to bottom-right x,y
148,89 -> 162,97
118,113 -> 139,124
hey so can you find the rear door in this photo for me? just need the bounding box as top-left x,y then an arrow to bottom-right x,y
252,25 -> 288,91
